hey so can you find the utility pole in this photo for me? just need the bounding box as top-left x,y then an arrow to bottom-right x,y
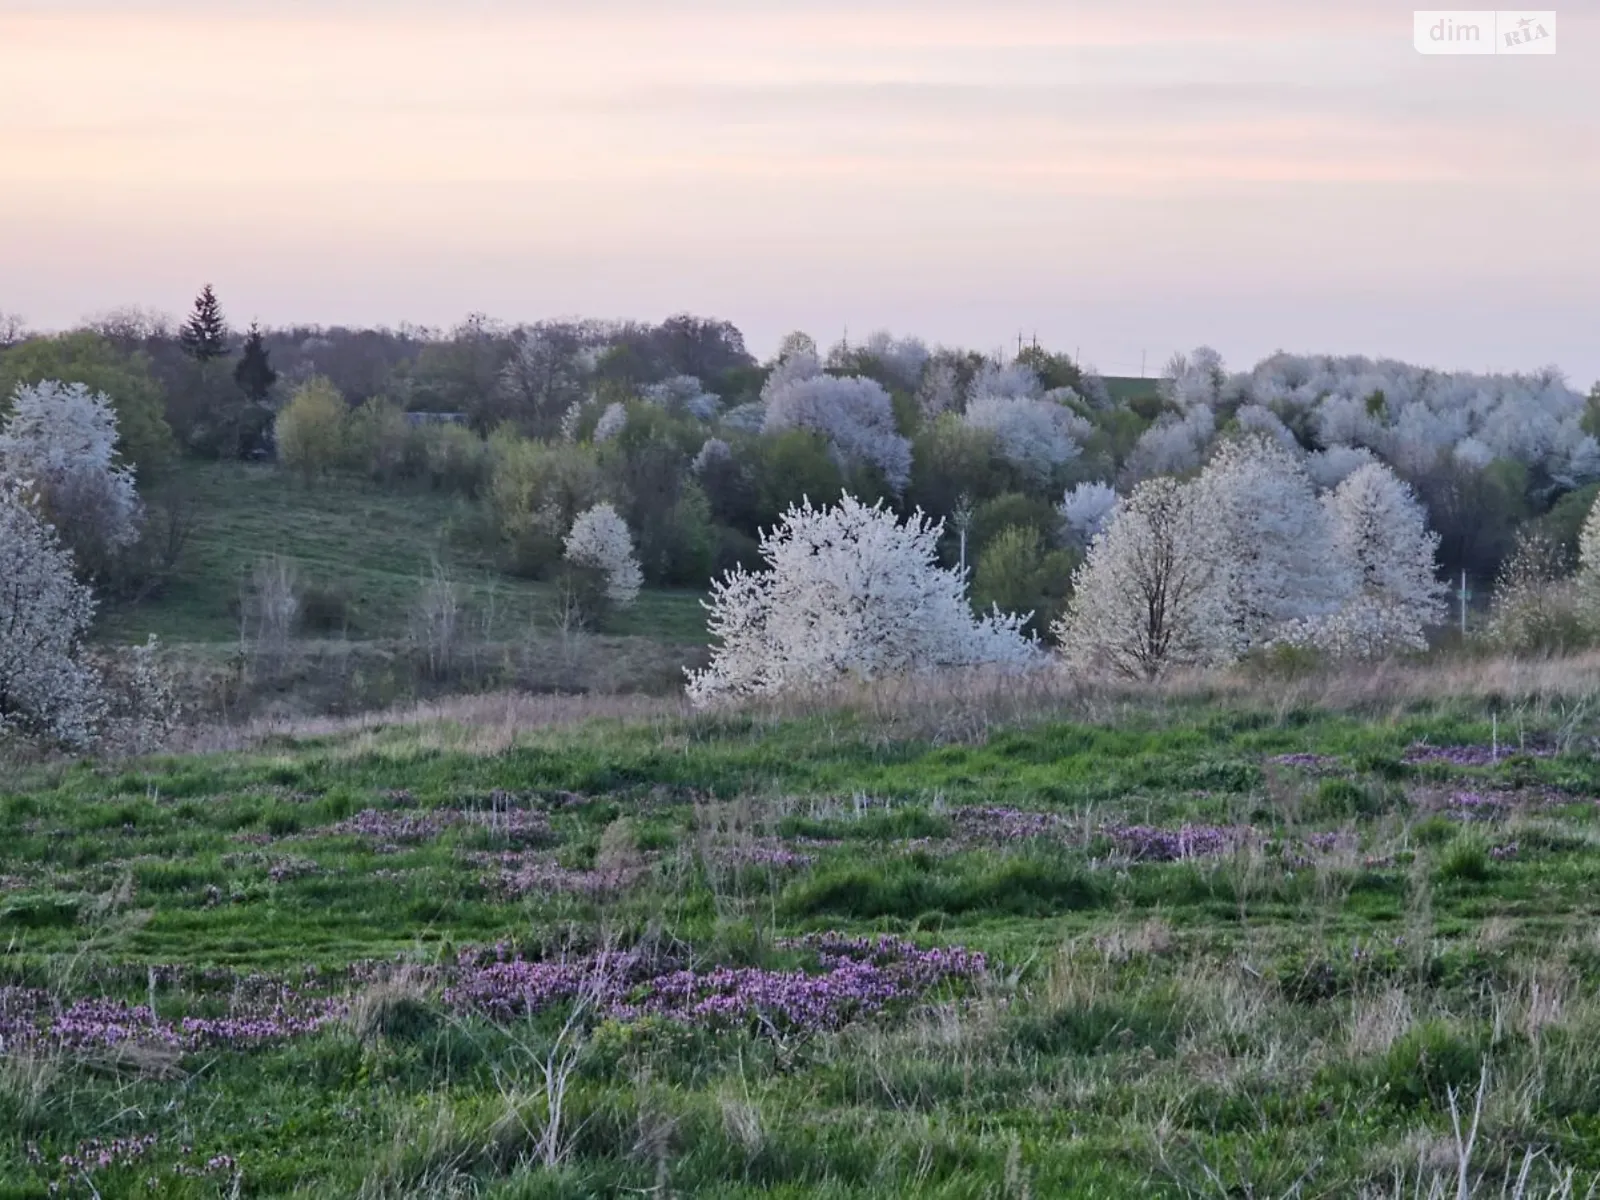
1140,350 -> 1147,378
1458,570 -> 1470,638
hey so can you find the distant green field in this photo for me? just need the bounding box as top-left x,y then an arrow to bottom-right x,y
98,463 -> 709,646
1102,375 -> 1162,404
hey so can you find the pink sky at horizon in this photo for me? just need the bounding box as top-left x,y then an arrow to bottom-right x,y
1,1 -> 1596,382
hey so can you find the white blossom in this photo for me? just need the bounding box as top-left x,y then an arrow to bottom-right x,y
1058,482 -> 1119,546
761,347 -> 823,400
962,394 -> 1086,486
563,502 -> 642,607
0,481 -> 103,747
967,362 -> 1041,405
687,495 -> 1039,704
1195,435 -> 1351,659
916,360 -> 961,419
1233,404 -> 1300,454
1161,347 -> 1227,411
1577,493 -> 1600,623
641,375 -> 721,421
1124,406 -> 1216,481
1275,463 -> 1446,657
0,381 -> 142,572
592,402 -> 627,444
1304,445 -> 1377,492
762,374 -> 912,494
1053,477 -> 1219,679
720,402 -> 767,434
859,331 -> 930,390
691,437 -> 732,475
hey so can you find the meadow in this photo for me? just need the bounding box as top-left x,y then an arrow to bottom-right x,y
5,666 -> 1600,1197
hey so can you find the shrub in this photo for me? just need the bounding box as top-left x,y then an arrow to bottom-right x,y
0,481 -> 102,747
563,503 -> 643,607
688,495 -> 1039,705
0,380 -> 143,583
275,376 -> 348,481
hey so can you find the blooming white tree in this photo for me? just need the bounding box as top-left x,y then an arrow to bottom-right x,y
1195,435 -> 1351,659
916,360 -> 961,419
762,374 -> 912,494
563,502 -> 643,607
687,495 -> 1039,704
1059,482 -> 1119,546
1576,492 -> 1600,624
0,381 -> 142,577
641,375 -> 720,421
0,481 -> 103,746
592,402 -> 627,444
962,394 -> 1087,486
1123,406 -> 1216,481
1161,347 -> 1228,410
691,437 -> 731,475
1276,464 -> 1446,656
1304,445 -> 1378,492
858,331 -> 930,390
1053,477 -> 1219,679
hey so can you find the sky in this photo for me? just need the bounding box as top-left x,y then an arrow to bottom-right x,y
1,0 -> 1597,382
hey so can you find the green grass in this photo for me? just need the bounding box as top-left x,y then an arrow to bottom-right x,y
1102,375 -> 1164,404
3,698 -> 1600,1195
97,461 -> 708,645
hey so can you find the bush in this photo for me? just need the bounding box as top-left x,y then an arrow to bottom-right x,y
421,424 -> 489,496
970,525 -> 1078,638
298,582 -> 356,635
275,377 -> 348,480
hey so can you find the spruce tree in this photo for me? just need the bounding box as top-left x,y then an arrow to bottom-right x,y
234,323 -> 278,403
178,284 -> 230,362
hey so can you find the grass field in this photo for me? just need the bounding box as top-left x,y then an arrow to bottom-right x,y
4,677 -> 1600,1196
97,463 -> 709,647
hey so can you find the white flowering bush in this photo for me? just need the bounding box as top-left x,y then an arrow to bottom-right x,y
0,481 -> 103,747
1058,482 -> 1118,546
1123,406 -> 1216,481
1576,493 -> 1600,625
1195,435 -> 1351,659
687,495 -> 1039,705
1272,464 -> 1446,658
1053,477 -> 1220,679
641,375 -> 720,421
962,394 -> 1086,486
563,502 -> 643,607
592,402 -> 627,444
0,380 -> 143,579
762,374 -> 912,494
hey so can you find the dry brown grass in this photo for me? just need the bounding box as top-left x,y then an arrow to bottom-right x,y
167,648 -> 1600,758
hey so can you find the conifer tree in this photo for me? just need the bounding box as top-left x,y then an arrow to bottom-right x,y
234,323 -> 278,403
178,284 -> 230,362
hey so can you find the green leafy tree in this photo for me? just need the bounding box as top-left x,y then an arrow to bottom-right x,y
274,377 -> 348,482
752,430 -> 845,532
0,331 -> 174,472
178,284 -> 230,362
971,525 -> 1078,638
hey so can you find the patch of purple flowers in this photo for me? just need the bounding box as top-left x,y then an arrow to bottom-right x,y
1101,822 -> 1254,862
949,806 -> 1073,842
443,934 -> 986,1034
478,852 -> 641,898
1403,743 -> 1554,768
1268,753 -> 1340,771
0,983 -> 345,1055
1443,791 -> 1508,820
56,1133 -> 158,1174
